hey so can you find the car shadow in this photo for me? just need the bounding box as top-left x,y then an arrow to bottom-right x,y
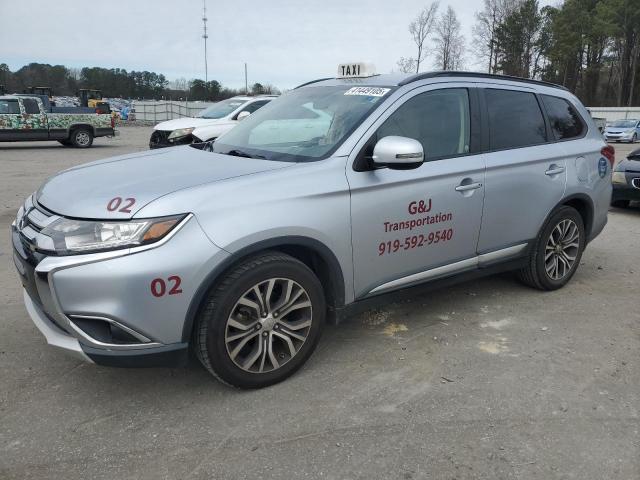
0,143 -> 115,150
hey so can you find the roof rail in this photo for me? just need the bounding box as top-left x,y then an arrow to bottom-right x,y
294,77 -> 333,89
398,71 -> 568,91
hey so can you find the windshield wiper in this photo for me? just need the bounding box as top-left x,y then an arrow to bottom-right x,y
225,149 -> 265,159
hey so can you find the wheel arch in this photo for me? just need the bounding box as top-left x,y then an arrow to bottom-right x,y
181,236 -> 346,342
559,193 -> 594,239
67,123 -> 96,137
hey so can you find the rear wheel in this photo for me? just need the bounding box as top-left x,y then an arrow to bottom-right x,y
518,206 -> 585,291
195,252 -> 325,388
70,128 -> 93,148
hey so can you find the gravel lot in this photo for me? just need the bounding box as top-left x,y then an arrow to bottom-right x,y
1,127 -> 639,479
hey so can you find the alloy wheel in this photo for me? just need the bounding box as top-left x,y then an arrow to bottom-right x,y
544,219 -> 580,281
75,131 -> 90,146
224,278 -> 313,373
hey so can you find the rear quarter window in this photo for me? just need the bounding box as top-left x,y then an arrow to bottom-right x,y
22,98 -> 40,114
486,89 -> 547,150
541,95 -> 585,140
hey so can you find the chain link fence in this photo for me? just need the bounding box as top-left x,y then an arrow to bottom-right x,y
132,100 -> 216,124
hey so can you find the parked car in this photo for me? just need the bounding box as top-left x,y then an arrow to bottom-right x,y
149,96 -> 276,148
12,65 -> 611,388
0,95 -> 117,147
611,147 -> 640,207
604,119 -> 640,143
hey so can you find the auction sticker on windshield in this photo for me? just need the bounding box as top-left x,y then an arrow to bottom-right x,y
344,87 -> 391,97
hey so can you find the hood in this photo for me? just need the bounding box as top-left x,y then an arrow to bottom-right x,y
192,122 -> 236,141
36,147 -> 292,219
154,117 -> 228,131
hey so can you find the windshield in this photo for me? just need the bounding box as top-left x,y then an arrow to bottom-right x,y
199,98 -> 246,119
610,120 -> 637,128
212,85 -> 394,161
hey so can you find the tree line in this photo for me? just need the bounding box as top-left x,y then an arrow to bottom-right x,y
398,0 -> 640,106
0,62 -> 279,101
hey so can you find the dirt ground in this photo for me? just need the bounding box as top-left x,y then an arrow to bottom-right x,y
0,127 -> 638,479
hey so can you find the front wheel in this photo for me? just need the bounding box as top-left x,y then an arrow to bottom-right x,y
518,206 -> 585,291
195,252 -> 325,388
632,133 -> 637,143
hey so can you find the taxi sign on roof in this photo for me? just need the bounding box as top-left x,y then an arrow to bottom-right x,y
337,62 -> 377,79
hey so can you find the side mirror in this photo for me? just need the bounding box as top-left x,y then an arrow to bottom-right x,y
237,111 -> 251,121
372,136 -> 424,169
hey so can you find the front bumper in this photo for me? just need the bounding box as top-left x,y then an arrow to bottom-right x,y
606,133 -> 635,142
612,174 -> 640,202
12,199 -> 229,367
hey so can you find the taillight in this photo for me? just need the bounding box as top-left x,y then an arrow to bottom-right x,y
601,145 -> 615,167
111,116 -> 115,129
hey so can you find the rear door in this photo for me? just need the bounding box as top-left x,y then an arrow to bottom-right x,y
0,98 -> 23,140
20,98 -> 48,139
347,85 -> 486,298
477,86 -> 567,253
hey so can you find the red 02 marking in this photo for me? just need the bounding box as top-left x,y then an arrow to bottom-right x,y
150,276 -> 183,297
107,196 -> 136,213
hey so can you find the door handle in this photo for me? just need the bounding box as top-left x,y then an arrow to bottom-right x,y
455,182 -> 483,192
545,166 -> 565,176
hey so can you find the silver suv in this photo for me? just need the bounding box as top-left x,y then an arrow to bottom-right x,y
12,65 -> 612,388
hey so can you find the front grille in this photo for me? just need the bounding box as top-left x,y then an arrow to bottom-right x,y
16,195 -> 58,253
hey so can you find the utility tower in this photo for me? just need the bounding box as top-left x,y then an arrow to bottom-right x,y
202,0 -> 209,82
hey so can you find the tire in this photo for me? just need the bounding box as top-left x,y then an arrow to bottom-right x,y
518,206 -> 585,291
632,133 -> 638,143
70,128 -> 93,148
611,199 -> 630,208
195,252 -> 325,388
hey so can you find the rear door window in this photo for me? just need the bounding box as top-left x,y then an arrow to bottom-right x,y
541,95 -> 585,140
485,89 -> 547,150
22,98 -> 41,114
0,99 -> 20,114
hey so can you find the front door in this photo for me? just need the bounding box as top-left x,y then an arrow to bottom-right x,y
347,86 -> 485,298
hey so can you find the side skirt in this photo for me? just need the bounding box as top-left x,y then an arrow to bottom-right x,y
331,255 -> 529,325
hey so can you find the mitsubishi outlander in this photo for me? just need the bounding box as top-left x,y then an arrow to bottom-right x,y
12,64 -> 612,388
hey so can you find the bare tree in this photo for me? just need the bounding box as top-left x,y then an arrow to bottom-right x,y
396,57 -> 417,73
434,6 -> 465,70
472,0 -> 519,73
408,3 -> 440,73
170,77 -> 189,91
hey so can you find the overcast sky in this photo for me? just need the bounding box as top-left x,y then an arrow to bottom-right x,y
1,0 -> 555,89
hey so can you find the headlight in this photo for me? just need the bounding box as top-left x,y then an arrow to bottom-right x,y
612,171 -> 627,185
40,215 -> 185,255
168,127 -> 194,140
